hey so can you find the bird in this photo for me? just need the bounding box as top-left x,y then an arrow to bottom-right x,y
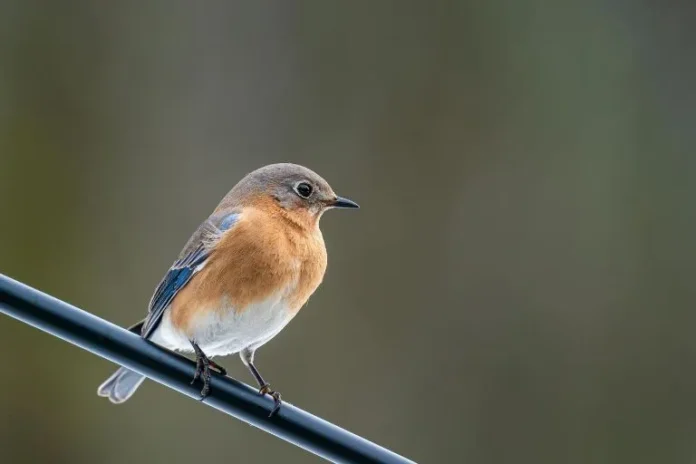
97,163 -> 358,415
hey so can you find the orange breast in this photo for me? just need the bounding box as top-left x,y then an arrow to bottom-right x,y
169,207 -> 327,334
285,225 -> 328,313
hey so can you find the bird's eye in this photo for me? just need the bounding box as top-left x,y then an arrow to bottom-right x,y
295,182 -> 313,198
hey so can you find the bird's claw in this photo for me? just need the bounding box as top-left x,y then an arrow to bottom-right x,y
192,358 -> 202,383
208,360 -> 227,376
190,347 -> 226,399
191,356 -> 211,398
259,384 -> 282,417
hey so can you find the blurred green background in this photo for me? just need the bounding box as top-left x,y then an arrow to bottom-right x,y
1,1 -> 695,463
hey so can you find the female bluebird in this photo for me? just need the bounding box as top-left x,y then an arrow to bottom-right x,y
97,163 -> 358,413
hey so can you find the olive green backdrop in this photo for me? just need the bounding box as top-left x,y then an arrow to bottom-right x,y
1,1 -> 694,463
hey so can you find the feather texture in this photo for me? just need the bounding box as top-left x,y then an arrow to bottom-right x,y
141,212 -> 241,338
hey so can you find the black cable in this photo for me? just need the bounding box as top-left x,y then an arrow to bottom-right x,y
0,273 -> 415,464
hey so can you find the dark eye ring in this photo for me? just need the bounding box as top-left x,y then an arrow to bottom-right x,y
295,182 -> 313,198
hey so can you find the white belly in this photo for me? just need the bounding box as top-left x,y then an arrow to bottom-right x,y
149,293 -> 294,357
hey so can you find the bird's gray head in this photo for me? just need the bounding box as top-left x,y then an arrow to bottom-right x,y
222,163 -> 359,221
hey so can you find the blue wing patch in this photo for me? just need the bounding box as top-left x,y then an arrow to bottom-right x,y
140,212 -> 240,339
219,213 -> 240,231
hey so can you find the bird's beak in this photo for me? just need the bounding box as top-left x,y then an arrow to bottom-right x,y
330,196 -> 360,209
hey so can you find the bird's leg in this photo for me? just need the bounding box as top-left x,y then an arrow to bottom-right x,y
190,342 -> 226,398
246,361 -> 282,417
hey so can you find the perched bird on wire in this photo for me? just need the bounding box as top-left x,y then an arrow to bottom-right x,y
97,163 -> 358,415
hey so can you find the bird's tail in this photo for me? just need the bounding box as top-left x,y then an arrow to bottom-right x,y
97,320 -> 147,404
97,367 -> 146,404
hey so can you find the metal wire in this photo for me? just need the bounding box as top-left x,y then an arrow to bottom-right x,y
0,273 -> 415,464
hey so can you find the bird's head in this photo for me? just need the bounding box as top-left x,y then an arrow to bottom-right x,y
224,163 -> 359,228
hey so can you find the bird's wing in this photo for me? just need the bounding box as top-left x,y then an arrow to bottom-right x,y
140,211 -> 241,339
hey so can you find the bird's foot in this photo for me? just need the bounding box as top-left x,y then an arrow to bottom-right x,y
190,346 -> 226,398
259,384 -> 282,417
191,353 -> 212,398
208,359 -> 227,376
